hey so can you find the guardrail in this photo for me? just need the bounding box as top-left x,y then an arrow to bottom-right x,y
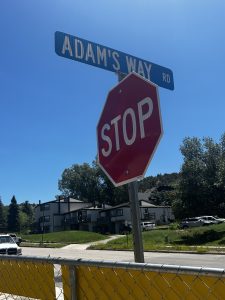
0,255 -> 225,299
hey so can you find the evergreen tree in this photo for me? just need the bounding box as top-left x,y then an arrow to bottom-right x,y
0,197 -> 6,230
7,195 -> 20,232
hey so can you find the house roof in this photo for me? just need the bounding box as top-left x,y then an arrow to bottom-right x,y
100,199 -> 171,212
63,204 -> 112,215
35,197 -> 86,207
99,200 -> 153,212
100,202 -> 130,211
140,199 -> 171,208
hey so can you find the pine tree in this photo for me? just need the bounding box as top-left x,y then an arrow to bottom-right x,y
7,195 -> 20,232
0,197 -> 6,230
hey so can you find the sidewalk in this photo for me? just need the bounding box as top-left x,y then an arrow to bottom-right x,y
61,235 -> 123,250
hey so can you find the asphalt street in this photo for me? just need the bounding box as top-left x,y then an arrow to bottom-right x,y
21,246 -> 225,269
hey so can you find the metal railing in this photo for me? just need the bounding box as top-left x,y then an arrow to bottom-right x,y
0,255 -> 225,299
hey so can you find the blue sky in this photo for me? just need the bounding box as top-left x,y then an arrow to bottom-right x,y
0,0 -> 224,204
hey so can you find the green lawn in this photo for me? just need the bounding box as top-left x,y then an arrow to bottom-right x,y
20,223 -> 225,252
21,230 -> 108,244
89,223 -> 225,252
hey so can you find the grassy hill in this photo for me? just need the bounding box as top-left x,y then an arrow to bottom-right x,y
89,223 -> 225,253
21,230 -> 107,244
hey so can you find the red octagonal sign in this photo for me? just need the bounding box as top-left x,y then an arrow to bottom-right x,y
97,72 -> 163,186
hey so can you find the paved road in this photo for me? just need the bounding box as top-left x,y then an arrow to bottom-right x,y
21,246 -> 225,269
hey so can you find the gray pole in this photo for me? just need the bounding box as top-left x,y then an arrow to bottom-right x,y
117,72 -> 145,263
128,181 -> 145,263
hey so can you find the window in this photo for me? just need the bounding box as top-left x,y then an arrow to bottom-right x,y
0,236 -> 14,244
44,215 -> 50,222
111,210 -> 116,217
111,208 -> 123,217
117,209 -> 123,216
40,204 -> 50,211
111,209 -> 123,217
149,213 -> 156,220
39,215 -> 50,222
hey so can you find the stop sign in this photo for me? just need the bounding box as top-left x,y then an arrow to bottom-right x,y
97,72 -> 163,186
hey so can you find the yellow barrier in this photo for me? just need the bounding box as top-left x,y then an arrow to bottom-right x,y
1,256 -> 225,299
62,264 -> 225,300
0,259 -> 55,299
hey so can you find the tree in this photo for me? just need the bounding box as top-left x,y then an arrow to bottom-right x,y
7,195 -> 20,232
58,161 -> 129,206
147,186 -> 177,206
215,133 -> 225,214
178,137 -> 206,217
19,211 -> 29,232
217,133 -> 225,189
201,137 -> 221,213
138,173 -> 180,208
176,134 -> 225,219
138,176 -> 158,192
58,163 -> 101,203
0,197 -> 6,230
20,201 -> 34,232
93,160 -> 129,206
21,200 -> 33,215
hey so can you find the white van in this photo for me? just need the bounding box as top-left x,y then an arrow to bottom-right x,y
141,221 -> 155,231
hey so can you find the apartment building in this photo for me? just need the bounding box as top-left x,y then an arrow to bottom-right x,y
35,197 -> 174,233
35,197 -> 91,232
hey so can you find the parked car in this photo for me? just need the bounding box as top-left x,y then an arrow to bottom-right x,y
0,234 -> 22,255
198,216 -> 225,224
180,217 -> 212,229
141,221 -> 156,231
214,216 -> 225,223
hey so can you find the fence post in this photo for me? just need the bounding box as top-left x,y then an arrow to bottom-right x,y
69,266 -> 77,300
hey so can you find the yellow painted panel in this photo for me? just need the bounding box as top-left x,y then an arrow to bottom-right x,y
62,265 -> 72,300
0,259 -> 55,300
75,266 -> 225,300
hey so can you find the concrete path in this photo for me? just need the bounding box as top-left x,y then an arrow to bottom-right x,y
61,235 -> 123,250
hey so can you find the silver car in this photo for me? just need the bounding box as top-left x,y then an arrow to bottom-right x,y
180,217 -> 211,229
198,216 -> 225,224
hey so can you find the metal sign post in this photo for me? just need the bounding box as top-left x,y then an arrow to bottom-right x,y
118,72 -> 144,263
128,181 -> 145,263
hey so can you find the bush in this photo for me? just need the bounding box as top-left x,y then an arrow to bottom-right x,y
168,222 -> 179,230
179,229 -> 224,245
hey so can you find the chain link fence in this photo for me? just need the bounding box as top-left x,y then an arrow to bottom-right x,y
0,255 -> 225,299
